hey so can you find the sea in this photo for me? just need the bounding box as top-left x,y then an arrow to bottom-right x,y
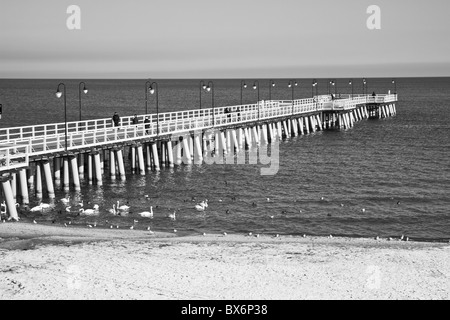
0,77 -> 449,241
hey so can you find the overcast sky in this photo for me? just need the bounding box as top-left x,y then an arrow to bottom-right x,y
0,0 -> 449,78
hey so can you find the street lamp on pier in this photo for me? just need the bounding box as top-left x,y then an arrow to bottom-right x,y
288,80 -> 298,115
145,80 -> 152,114
349,79 -> 353,99
78,82 -> 88,121
253,80 -> 260,120
205,81 -> 215,126
269,80 -> 275,101
55,83 -> 68,151
392,79 -> 396,94
363,78 -> 367,95
199,80 -> 207,109
312,79 -> 318,98
240,80 -> 247,106
149,82 -> 159,135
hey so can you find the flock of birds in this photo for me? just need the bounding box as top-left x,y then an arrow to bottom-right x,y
3,193 -> 414,242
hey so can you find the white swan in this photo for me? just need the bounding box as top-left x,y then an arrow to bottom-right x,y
79,205 -> 99,216
30,205 -> 43,212
195,203 -> 205,211
200,199 -> 208,208
138,206 -> 153,218
60,196 -> 70,205
40,202 -> 52,209
117,201 -> 130,211
168,210 -> 176,220
108,204 -> 117,215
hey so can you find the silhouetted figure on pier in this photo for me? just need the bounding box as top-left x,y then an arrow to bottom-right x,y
112,112 -> 120,127
225,107 -> 231,123
132,114 -> 139,125
372,91 -> 376,97
144,117 -> 150,134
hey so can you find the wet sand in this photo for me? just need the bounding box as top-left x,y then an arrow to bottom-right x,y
0,221 -> 449,300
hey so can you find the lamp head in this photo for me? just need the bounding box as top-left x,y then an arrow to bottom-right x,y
271,81 -> 275,87
83,86 -> 88,94
294,81 -> 298,86
253,84 -> 257,90
56,90 -> 62,98
149,87 -> 155,94
202,84 -> 207,90
206,86 -> 211,92
243,83 -> 247,88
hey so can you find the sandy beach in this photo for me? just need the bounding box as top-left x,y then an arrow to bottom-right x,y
0,221 -> 449,300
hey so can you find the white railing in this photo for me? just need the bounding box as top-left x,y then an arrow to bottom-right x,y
0,94 -> 397,167
0,145 -> 30,171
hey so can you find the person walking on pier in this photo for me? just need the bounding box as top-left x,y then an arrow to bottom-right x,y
144,117 -> 150,134
112,112 -> 121,127
132,114 -> 139,125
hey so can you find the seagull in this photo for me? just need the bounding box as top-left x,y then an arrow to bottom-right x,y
269,215 -> 274,219
223,232 -> 227,236
329,234 -> 333,238
362,208 -> 366,212
202,232 -> 206,236
267,198 -> 271,202
248,232 -> 253,236
302,234 -> 306,238
130,225 -> 134,230
87,224 -> 93,228
64,223 -> 68,227
173,229 -> 177,233
138,206 -> 153,218
321,197 -> 325,201
33,220 -> 37,224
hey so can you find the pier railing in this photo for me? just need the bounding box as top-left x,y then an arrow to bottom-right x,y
0,145 -> 30,171
0,94 -> 398,164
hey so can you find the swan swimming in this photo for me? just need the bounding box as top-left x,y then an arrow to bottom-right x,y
138,206 -> 153,218
30,205 -> 44,212
108,204 -> 117,215
117,201 -> 130,211
79,205 -> 99,216
195,203 -> 205,211
168,211 -> 176,220
60,196 -> 70,205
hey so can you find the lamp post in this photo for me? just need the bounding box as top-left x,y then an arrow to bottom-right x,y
78,82 -> 88,121
312,79 -> 318,98
55,83 -> 68,151
149,82 -> 159,135
392,79 -> 396,94
199,80 -> 207,109
288,80 -> 298,115
363,78 -> 367,95
253,80 -> 260,120
349,79 -> 353,99
145,80 -> 152,114
0,103 -> 2,120
269,80 -> 275,101
205,81 -> 215,126
240,80 -> 247,105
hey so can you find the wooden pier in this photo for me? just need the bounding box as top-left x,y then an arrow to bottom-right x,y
0,93 -> 398,221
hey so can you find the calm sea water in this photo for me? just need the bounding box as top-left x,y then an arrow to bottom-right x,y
0,77 -> 449,241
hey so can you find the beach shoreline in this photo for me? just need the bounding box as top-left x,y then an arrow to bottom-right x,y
0,221 -> 449,300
